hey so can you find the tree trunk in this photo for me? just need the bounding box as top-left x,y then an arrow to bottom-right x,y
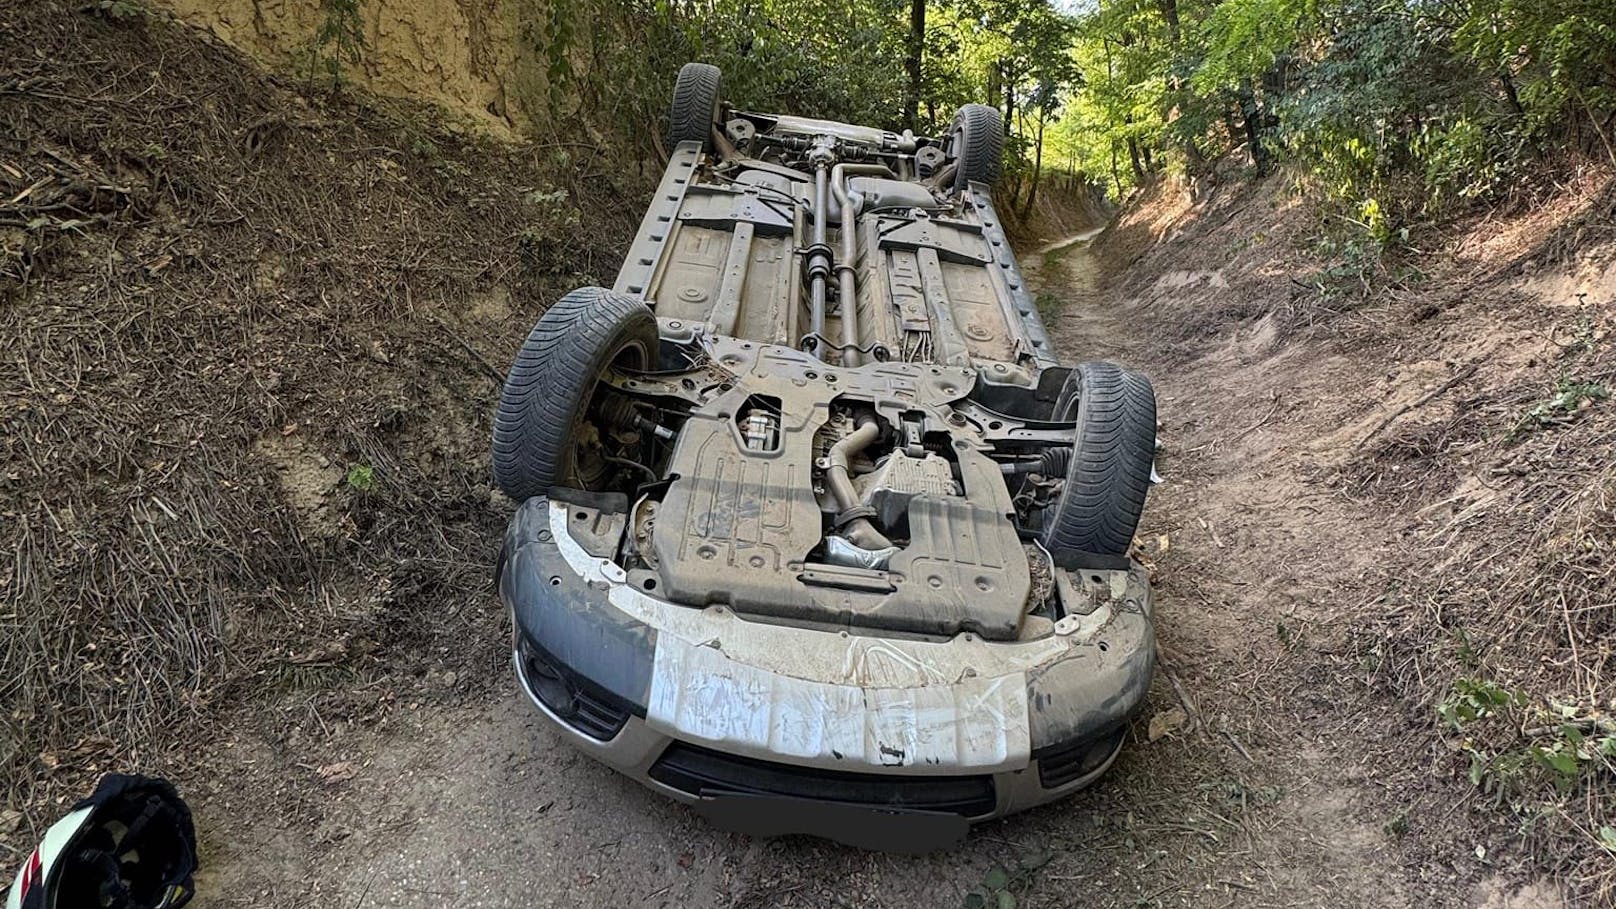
1183,136 -> 1207,174
1125,121 -> 1146,182
1156,0 -> 1202,170
1110,140 -> 1123,197
1156,0 -> 1180,39
1496,71 -> 1548,160
1104,38 -> 1122,196
1237,85 -> 1269,175
986,59 -> 1001,118
1020,109 -> 1048,219
903,0 -> 925,130
1002,60 -> 1017,135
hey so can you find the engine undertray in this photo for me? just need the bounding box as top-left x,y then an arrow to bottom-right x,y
646,340 -> 1032,640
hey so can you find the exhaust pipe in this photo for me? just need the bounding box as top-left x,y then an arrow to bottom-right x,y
805,140 -> 835,359
825,410 -> 893,551
829,163 -> 892,367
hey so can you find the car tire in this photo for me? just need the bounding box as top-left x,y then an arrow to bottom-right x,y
1041,361 -> 1157,558
950,103 -> 1003,189
669,62 -> 722,150
492,287 -> 659,501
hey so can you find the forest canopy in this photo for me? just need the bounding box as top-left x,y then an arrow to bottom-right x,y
539,0 -> 1616,230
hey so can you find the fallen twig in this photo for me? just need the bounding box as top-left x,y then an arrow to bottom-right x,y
429,317 -> 504,385
1523,717 -> 1616,738
1233,392 -> 1281,441
1222,728 -> 1255,764
1357,362 -> 1479,449
1164,665 -> 1202,732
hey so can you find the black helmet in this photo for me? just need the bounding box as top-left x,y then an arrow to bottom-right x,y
6,774 -> 196,909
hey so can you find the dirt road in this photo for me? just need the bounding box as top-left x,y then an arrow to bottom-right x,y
193,236 -> 1547,909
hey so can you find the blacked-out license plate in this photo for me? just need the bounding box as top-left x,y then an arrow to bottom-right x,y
694,793 -> 970,853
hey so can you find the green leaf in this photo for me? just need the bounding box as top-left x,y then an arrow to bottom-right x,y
345,463 -> 376,492
1598,827 -> 1616,853
964,893 -> 987,909
1532,747 -> 1579,778
997,892 -> 1018,909
982,868 -> 1008,891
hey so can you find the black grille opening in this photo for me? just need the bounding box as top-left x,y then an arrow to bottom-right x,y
650,741 -> 997,817
1034,726 -> 1126,789
517,638 -> 632,741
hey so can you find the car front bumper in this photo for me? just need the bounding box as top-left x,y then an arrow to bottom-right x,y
498,495 -> 1155,836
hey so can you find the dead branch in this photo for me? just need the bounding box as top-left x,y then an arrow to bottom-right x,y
1357,362 -> 1479,449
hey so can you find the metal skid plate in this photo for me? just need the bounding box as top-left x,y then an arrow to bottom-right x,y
645,339 -> 1032,640
854,451 -> 958,528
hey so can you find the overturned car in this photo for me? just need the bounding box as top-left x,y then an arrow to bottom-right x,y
492,63 -> 1158,844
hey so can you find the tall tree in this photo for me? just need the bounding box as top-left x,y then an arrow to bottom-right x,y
904,0 -> 926,129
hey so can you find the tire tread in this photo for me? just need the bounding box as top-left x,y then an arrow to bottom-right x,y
669,62 -> 721,150
1042,361 -> 1157,557
491,287 -> 657,501
953,103 -> 1004,188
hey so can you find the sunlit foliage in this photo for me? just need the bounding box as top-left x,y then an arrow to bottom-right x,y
1049,0 -> 1616,220
546,0 -> 1613,223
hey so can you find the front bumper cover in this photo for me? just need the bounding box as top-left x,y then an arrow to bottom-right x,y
499,495 -> 1155,830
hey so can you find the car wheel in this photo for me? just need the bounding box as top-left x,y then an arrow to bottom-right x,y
1041,361 -> 1157,558
669,62 -> 722,151
950,103 -> 1003,190
492,287 -> 659,501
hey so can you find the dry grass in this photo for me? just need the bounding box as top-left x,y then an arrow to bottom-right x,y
1095,167 -> 1616,901
2,2 -> 1612,899
0,0 -> 643,843
1351,179 -> 1616,899
1366,326 -> 1616,898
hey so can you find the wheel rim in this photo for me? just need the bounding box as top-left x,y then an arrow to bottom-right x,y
563,338 -> 653,491
951,116 -> 972,188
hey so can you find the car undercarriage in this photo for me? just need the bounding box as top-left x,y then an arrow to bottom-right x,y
490,63 -> 1160,841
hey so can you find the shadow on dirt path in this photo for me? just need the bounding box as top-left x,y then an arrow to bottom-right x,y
193,235 -> 1525,909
